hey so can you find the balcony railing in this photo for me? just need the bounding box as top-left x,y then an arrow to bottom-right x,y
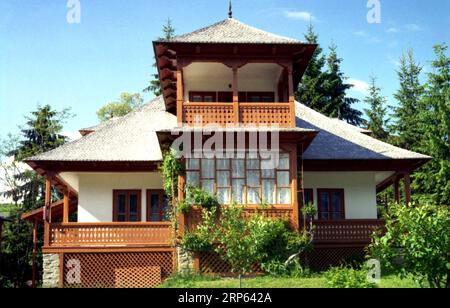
313,219 -> 385,244
182,102 -> 294,127
45,222 -> 173,248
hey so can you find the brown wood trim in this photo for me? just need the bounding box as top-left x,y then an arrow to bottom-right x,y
43,247 -> 176,254
146,189 -> 167,222
317,189 -> 345,221
189,91 -> 217,102
113,190 -> 142,222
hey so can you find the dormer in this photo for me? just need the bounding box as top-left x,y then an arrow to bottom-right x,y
153,17 -> 316,128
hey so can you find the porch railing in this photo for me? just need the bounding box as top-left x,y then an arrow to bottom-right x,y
46,222 -> 173,248
182,102 -> 294,127
313,219 -> 385,244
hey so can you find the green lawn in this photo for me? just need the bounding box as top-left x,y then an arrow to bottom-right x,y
160,274 -> 420,288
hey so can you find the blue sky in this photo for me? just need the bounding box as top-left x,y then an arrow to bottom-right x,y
0,0 -> 449,140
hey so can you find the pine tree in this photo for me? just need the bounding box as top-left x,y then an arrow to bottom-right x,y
390,49 -> 425,150
323,44 -> 364,126
363,75 -> 389,141
295,22 -> 327,111
144,18 -> 176,96
414,44 -> 450,205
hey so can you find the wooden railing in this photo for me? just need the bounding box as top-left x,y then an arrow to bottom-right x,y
182,102 -> 294,127
313,219 -> 385,244
46,222 -> 173,248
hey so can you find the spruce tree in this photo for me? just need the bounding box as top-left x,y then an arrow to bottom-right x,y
295,22 -> 327,111
323,44 -> 364,126
390,49 -> 425,150
144,18 -> 176,96
363,75 -> 389,141
414,44 -> 450,205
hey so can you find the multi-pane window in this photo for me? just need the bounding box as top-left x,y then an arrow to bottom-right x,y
317,189 -> 345,220
113,190 -> 141,222
189,92 -> 217,102
146,190 -> 169,222
186,152 -> 291,206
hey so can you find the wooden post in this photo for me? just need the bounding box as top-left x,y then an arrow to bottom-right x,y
63,189 -> 70,223
43,176 -> 52,247
289,144 -> 299,231
287,64 -> 296,128
404,172 -> 411,206
232,66 -> 239,125
176,66 -> 184,125
31,219 -> 37,288
193,253 -> 200,273
178,174 -> 186,237
394,176 -> 400,204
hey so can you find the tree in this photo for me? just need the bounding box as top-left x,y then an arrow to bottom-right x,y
0,135 -> 22,205
1,105 -> 71,288
414,44 -> 450,205
369,203 -> 450,288
295,22 -> 328,112
390,49 -> 425,150
96,92 -> 143,122
144,18 -> 176,96
363,75 -> 389,141
322,44 -> 364,126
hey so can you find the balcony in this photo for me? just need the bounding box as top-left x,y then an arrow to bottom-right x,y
44,222 -> 173,251
182,102 -> 294,127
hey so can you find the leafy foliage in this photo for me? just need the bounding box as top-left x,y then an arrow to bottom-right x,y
364,75 -> 389,141
96,92 -> 143,122
324,266 -> 376,288
369,203 -> 450,288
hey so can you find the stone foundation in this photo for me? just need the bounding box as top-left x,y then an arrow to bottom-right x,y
42,253 -> 60,288
177,247 -> 195,274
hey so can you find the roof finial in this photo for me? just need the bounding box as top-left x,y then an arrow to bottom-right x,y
228,0 -> 233,18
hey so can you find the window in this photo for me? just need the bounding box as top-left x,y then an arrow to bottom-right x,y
189,92 -> 217,102
186,152 -> 291,206
113,190 -> 141,222
146,190 -> 169,222
218,92 -> 233,103
246,92 -> 275,102
317,189 -> 345,220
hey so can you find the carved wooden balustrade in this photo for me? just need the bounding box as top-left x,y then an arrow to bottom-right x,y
313,219 -> 385,245
45,222 -> 173,248
182,102 -> 294,127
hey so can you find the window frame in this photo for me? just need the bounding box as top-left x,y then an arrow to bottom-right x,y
146,189 -> 169,222
246,92 -> 275,102
317,189 -> 345,221
112,190 -> 142,222
189,91 -> 217,102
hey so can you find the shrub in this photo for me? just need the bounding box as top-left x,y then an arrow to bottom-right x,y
324,266 -> 377,288
369,203 -> 450,288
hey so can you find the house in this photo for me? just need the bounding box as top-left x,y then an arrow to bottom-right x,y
21,12 -> 430,288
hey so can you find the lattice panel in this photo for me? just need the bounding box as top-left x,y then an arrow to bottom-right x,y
239,104 -> 292,127
63,251 -> 175,288
305,246 -> 366,271
199,252 -> 262,275
183,104 -> 235,126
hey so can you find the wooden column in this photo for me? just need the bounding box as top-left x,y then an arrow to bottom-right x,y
394,176 -> 400,204
287,64 -> 296,128
232,66 -> 239,125
176,67 -> 184,125
43,176 -> 52,247
63,189 -> 70,223
31,219 -> 37,288
178,174 -> 186,237
404,172 -> 411,206
288,144 -> 299,231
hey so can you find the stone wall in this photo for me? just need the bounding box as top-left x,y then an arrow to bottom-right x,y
42,253 -> 60,288
177,247 -> 195,274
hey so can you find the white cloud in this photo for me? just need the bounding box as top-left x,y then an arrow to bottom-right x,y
285,11 -> 315,21
348,78 -> 370,95
386,27 -> 399,33
405,24 -> 422,32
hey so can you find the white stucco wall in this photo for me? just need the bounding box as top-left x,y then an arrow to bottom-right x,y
303,172 -> 378,219
77,173 -> 164,222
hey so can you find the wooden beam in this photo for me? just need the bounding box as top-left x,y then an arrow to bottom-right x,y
290,145 -> 300,231
31,219 -> 37,288
178,174 -> 186,237
287,63 -> 296,128
394,176 -> 400,204
176,68 -> 183,124
63,190 -> 70,223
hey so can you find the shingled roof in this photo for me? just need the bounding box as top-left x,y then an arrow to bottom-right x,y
158,18 -> 303,45
25,96 -> 430,164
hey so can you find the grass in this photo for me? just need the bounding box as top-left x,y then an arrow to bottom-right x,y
160,273 -> 420,288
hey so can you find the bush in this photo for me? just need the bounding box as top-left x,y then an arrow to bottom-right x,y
324,266 -> 377,288
369,203 -> 450,288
